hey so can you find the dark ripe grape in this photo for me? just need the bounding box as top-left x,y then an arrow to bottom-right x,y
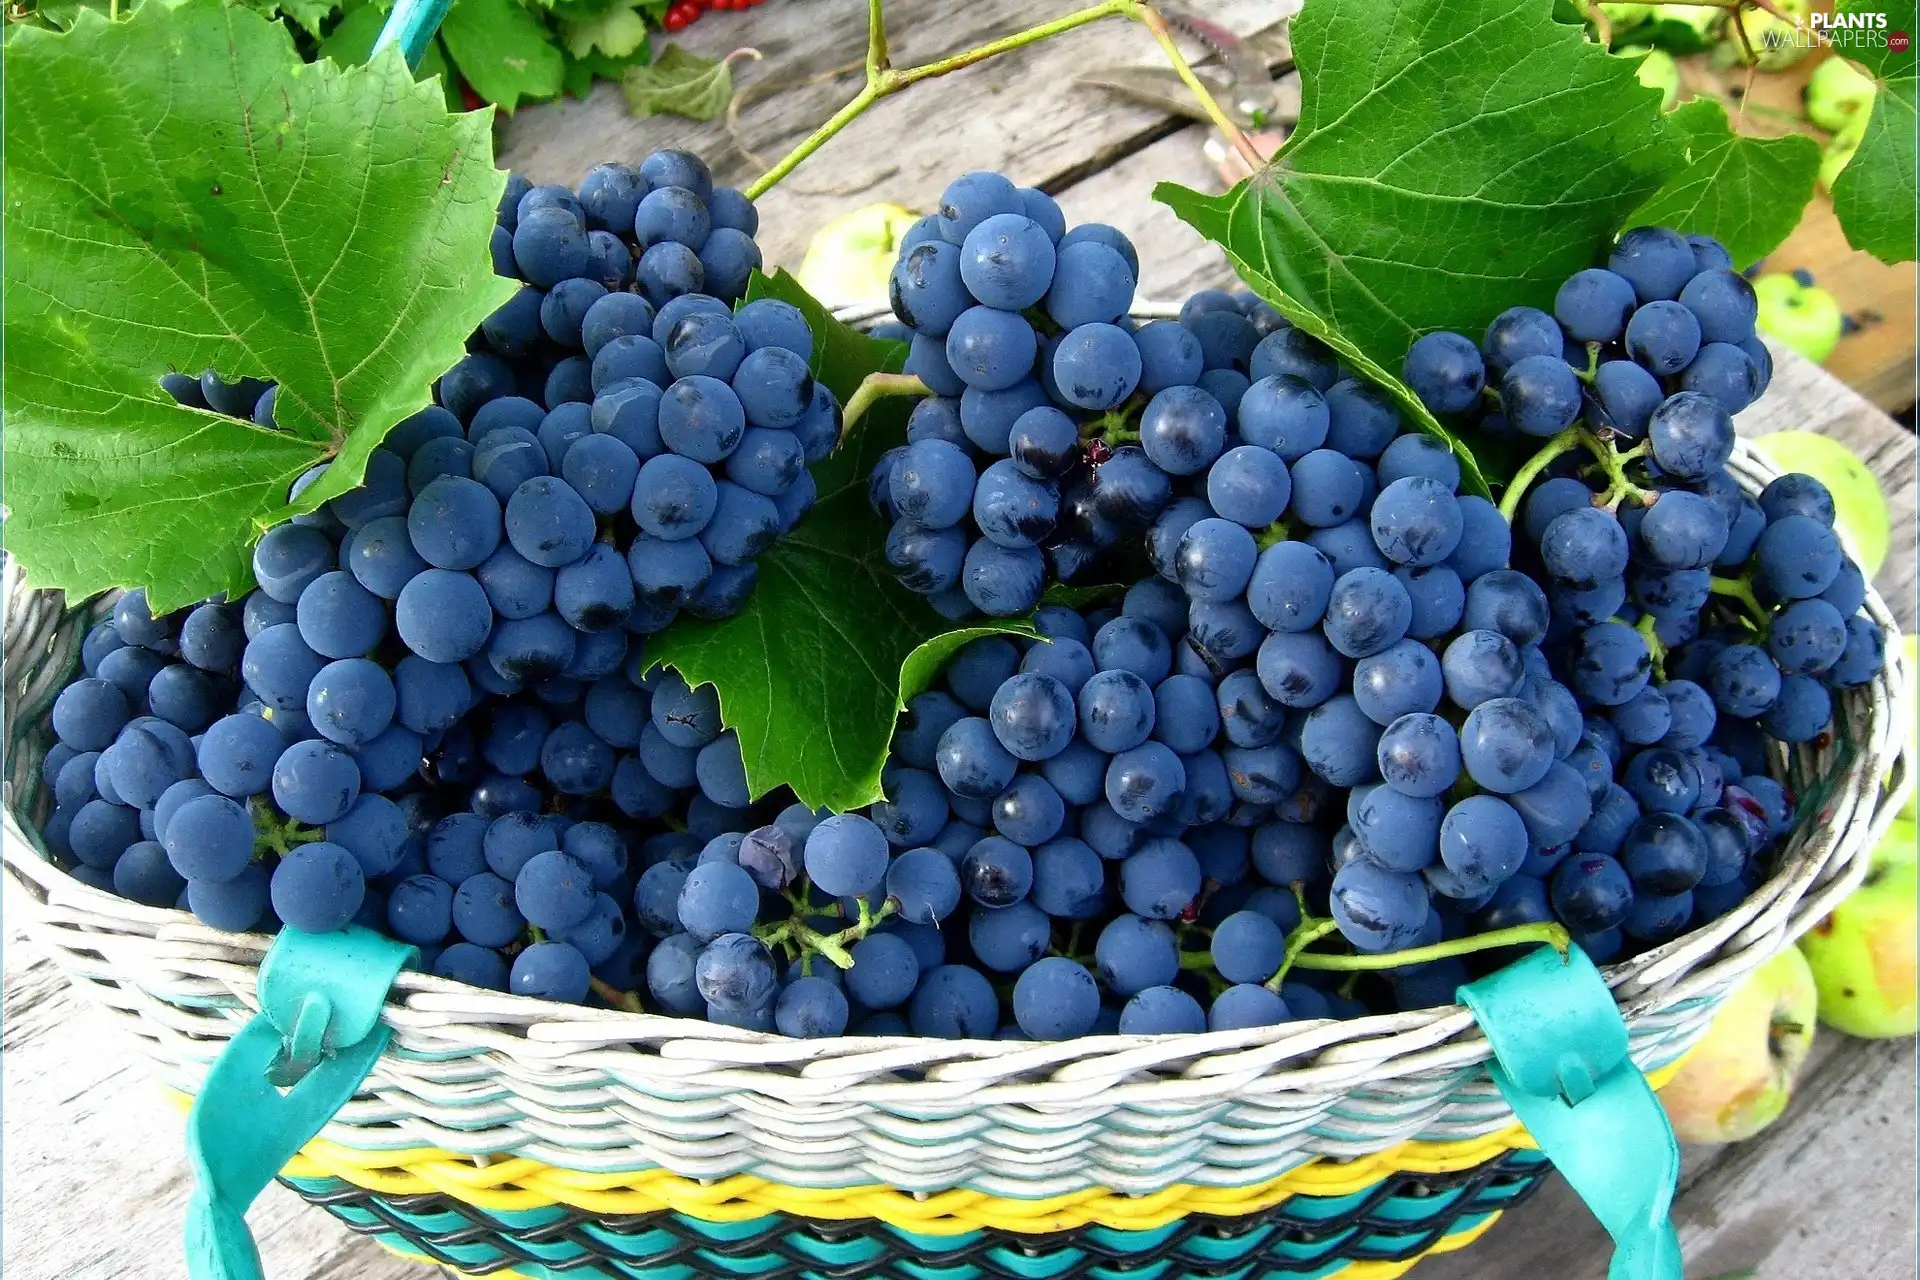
1589,360 -> 1664,438
1501,355 -> 1582,437
1008,406 -> 1079,479
1481,306 -> 1562,374
1753,514 -> 1843,600
1637,491 -> 1729,570
1647,391 -> 1734,480
1403,331 -> 1485,414
1678,269 -> 1759,345
1139,385 -> 1228,476
1555,269 -> 1638,343
1758,473 -> 1837,527
1609,226 -> 1696,303
1624,300 -> 1701,375
1252,328 -> 1339,392
1678,343 -> 1760,416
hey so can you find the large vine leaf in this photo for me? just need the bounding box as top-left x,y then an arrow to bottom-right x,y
1829,0 -> 1918,264
1156,0 -> 1684,484
439,0 -> 566,111
1628,99 -> 1821,268
2,0 -> 515,611
645,271 -> 1034,813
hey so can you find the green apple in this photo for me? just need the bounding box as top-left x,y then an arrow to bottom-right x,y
1622,46 -> 1682,110
1805,56 -> 1877,133
796,202 -> 925,305
1752,433 -> 1890,574
1752,272 -> 1843,365
1799,828 -> 1918,1038
1660,946 -> 1819,1143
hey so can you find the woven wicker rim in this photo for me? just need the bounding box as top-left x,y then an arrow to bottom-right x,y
2,326 -> 1910,1193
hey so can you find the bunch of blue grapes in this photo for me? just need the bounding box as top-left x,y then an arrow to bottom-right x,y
870,170 -> 1292,619
1402,223 -> 1887,747
37,507 -> 783,1001
413,147 -> 838,627
36,181 -> 1888,1040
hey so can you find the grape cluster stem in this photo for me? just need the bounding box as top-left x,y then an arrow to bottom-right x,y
756,891 -> 898,969
1499,426 -> 1657,523
745,0 -> 1259,200
251,806 -> 323,860
1265,907 -> 1573,990
1710,574 -> 1772,629
842,373 -> 932,439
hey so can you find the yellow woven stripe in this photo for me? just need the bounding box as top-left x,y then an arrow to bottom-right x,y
280,1125 -> 1528,1234
371,1212 -> 1504,1279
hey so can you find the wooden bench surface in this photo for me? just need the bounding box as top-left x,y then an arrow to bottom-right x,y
6,4 -> 1915,1276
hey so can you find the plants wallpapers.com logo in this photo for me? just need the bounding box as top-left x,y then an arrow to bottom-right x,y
1756,11 -> 1911,54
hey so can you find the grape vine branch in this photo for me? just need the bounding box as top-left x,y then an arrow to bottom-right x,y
742,0 -> 1261,201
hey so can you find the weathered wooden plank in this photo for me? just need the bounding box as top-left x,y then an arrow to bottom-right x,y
497,0 -> 1290,283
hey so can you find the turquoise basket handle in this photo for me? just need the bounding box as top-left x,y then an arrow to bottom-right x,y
371,0 -> 456,71
184,928 -> 417,1280
1458,945 -> 1684,1280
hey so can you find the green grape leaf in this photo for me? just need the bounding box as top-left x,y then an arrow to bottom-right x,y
557,0 -> 647,59
1155,0 -> 1685,485
1,0 -> 515,610
645,270 -> 1034,813
439,0 -> 564,111
621,42 -> 732,120
1829,0 -> 1918,264
1627,99 -> 1821,267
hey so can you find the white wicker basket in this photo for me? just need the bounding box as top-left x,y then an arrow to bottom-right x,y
2,434 -> 1909,1204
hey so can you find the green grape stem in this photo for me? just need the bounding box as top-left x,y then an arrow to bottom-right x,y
1265,919 -> 1341,990
1133,4 -> 1266,172
747,0 -> 1140,200
744,2 -> 1254,200
763,896 -> 900,970
1710,574 -> 1772,629
1500,426 -> 1657,522
1497,425 -> 1586,522
1571,342 -> 1601,385
251,806 -> 324,859
588,977 -> 646,1012
1254,518 -> 1293,550
1635,613 -> 1669,682
840,372 -> 930,440
1288,923 -> 1573,974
